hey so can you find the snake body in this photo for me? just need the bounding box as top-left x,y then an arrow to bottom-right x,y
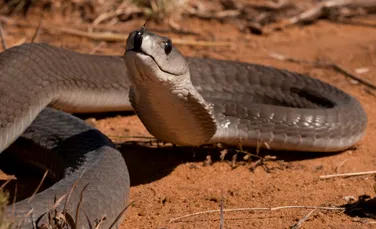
1,28 -> 367,228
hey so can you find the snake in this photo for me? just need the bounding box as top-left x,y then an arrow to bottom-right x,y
1,25 -> 367,228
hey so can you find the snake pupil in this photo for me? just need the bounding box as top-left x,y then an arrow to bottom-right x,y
164,40 -> 172,55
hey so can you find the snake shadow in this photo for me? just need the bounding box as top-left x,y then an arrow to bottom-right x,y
0,109 -> 351,208
0,110 -> 346,201
76,111 -> 346,186
118,142 -> 344,186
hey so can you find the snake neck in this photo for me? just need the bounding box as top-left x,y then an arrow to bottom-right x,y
129,77 -> 217,146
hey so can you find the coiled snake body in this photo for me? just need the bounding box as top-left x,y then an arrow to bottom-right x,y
1,27 -> 367,228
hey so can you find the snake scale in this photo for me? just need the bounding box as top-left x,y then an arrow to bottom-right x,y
0,26 -> 367,228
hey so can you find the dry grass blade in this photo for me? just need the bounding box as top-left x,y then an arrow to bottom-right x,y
0,176 -> 15,189
51,193 -> 68,211
16,207 -> 33,229
0,21 -> 7,50
74,183 -> 90,229
290,208 -> 318,229
11,183 -> 18,224
31,15 -> 44,43
35,212 -> 47,228
93,216 -> 106,229
335,158 -> 351,173
27,170 -> 48,203
108,202 -> 133,229
219,191 -> 224,229
63,168 -> 87,216
83,208 -> 93,229
0,189 -> 11,229
65,211 -> 76,229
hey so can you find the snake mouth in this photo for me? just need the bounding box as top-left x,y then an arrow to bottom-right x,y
129,48 -> 177,78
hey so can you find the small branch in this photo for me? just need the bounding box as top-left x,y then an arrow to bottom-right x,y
320,170 -> 376,179
168,205 -> 344,223
269,51 -> 376,90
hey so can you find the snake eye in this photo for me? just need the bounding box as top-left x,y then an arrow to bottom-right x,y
133,30 -> 143,51
164,39 -> 172,55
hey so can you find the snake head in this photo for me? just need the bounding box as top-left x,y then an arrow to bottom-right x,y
124,25 -> 189,86
123,25 -> 217,147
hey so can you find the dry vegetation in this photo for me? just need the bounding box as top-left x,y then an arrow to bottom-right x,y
0,190 -> 10,229
1,0 -> 376,34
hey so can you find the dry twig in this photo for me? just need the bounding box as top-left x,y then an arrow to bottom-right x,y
219,191 -> 224,229
335,158 -> 351,173
320,170 -> 376,179
290,208 -> 318,229
31,16 -> 44,43
169,205 -> 344,223
0,21 -> 7,50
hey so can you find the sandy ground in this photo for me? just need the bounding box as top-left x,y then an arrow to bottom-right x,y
1,4 -> 376,229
